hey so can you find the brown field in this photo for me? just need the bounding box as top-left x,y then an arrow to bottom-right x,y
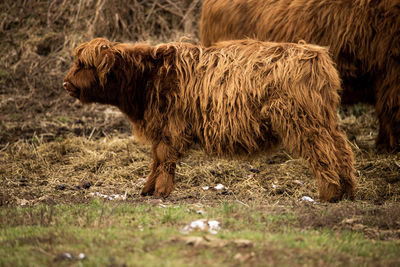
0,1 -> 399,265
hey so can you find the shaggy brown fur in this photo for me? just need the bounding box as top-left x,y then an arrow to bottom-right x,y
63,38 -> 356,202
200,0 -> 400,152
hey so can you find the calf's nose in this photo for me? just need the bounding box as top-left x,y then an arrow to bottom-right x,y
63,82 -> 68,89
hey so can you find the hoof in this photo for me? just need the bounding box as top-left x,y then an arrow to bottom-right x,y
141,186 -> 155,196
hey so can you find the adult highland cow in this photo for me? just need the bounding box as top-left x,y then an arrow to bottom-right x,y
63,38 -> 356,202
201,0 -> 400,152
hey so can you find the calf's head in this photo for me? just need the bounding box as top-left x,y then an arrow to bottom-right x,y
63,38 -> 124,105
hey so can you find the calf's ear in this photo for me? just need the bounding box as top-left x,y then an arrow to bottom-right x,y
95,46 -> 117,87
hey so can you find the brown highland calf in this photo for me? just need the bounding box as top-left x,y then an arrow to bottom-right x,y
63,38 -> 356,202
201,0 -> 400,152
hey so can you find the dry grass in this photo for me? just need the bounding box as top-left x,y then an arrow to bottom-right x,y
1,130 -> 399,206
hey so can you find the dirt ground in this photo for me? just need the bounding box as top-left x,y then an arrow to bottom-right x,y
1,0 -> 399,208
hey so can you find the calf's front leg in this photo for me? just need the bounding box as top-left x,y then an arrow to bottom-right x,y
141,142 -> 178,197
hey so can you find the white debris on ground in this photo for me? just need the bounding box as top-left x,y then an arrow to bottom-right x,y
301,196 -> 315,203
186,208 -> 206,215
214,184 -> 226,190
61,253 -> 72,260
89,192 -> 127,200
293,179 -> 304,185
57,252 -> 85,261
202,184 -> 227,191
182,219 -> 221,234
17,199 -> 29,206
186,203 -> 207,215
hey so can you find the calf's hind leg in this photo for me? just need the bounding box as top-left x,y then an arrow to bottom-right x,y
269,101 -> 355,202
329,125 -> 356,199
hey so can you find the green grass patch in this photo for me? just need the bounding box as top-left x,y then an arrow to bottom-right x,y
57,116 -> 71,123
8,113 -> 21,121
1,201 -> 399,266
